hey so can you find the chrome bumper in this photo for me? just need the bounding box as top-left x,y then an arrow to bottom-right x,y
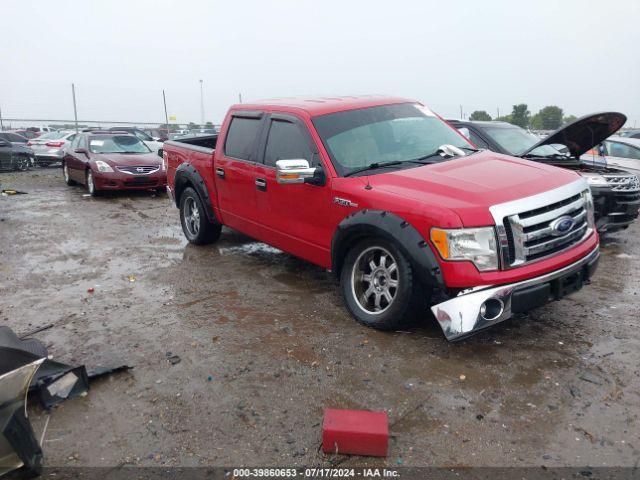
431,246 -> 600,341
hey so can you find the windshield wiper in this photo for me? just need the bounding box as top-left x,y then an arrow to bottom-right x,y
344,161 -> 406,177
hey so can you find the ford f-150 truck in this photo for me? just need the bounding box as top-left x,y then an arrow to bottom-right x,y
164,96 -> 600,340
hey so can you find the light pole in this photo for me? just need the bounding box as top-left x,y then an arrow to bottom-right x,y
199,79 -> 204,125
71,83 -> 79,133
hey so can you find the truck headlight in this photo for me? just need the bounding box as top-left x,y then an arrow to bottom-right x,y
95,160 -> 114,173
582,189 -> 595,228
582,173 -> 609,187
430,227 -> 498,271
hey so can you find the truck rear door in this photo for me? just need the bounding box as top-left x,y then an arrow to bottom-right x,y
215,112 -> 265,238
254,113 -> 333,266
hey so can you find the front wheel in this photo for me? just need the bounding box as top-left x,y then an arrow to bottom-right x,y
86,169 -> 99,196
179,187 -> 222,245
340,238 -> 419,330
15,156 -> 31,171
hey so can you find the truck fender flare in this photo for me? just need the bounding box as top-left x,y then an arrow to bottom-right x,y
173,163 -> 217,224
331,210 -> 445,289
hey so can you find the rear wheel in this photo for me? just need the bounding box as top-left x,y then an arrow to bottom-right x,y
86,169 -> 99,196
63,163 -> 76,185
340,238 -> 419,330
179,187 -> 221,244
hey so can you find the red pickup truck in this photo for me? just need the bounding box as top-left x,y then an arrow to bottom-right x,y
164,96 -> 600,340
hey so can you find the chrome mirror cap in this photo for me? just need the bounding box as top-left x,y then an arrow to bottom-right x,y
275,159 -> 316,184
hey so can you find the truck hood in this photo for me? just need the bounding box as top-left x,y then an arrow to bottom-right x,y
368,151 -> 582,226
93,152 -> 161,166
522,112 -> 626,158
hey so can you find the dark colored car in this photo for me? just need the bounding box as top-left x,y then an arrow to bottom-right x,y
62,131 -> 166,196
9,129 -> 38,140
449,113 -> 640,233
0,132 -> 35,171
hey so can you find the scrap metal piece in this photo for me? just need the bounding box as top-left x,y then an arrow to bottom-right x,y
0,347 -> 45,477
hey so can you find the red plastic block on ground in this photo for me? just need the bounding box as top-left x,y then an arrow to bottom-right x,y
322,408 -> 388,457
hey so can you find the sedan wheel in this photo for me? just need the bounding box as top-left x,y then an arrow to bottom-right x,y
15,156 -> 31,171
86,170 -> 98,196
63,163 -> 75,186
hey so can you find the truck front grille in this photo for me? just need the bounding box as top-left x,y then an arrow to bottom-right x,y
604,174 -> 640,193
500,190 -> 592,268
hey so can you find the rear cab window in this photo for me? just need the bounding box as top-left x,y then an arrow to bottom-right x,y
224,115 -> 263,161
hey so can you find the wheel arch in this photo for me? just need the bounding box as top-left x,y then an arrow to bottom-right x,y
331,210 -> 445,289
174,163 -> 217,224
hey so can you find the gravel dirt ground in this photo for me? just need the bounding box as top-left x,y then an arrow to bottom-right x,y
0,167 -> 639,470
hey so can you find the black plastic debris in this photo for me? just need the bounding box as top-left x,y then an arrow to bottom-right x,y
0,347 -> 45,477
0,326 -> 132,409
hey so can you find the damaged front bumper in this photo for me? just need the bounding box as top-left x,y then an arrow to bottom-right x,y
431,246 -> 600,341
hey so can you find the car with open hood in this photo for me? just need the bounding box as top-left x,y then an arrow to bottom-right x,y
162,96 -> 601,341
449,113 -> 640,233
62,131 -> 166,196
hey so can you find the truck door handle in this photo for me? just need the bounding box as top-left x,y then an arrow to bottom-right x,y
255,178 -> 267,191
216,168 -> 225,179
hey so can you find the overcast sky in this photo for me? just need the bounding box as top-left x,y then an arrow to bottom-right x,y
1,0 -> 639,127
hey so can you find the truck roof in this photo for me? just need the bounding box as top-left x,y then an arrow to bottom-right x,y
233,95 -> 416,117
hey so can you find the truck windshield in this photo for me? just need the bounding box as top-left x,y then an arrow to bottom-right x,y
483,125 -> 561,157
89,135 -> 151,154
312,103 -> 472,176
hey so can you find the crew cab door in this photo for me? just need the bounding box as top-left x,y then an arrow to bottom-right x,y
214,111 -> 264,238
254,113 -> 333,266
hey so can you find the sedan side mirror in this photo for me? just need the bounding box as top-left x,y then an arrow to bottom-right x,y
74,148 -> 89,156
276,159 -> 317,184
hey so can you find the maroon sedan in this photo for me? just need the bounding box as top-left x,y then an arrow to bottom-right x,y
62,132 -> 166,196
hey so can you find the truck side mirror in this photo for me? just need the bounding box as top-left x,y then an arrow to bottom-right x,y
276,159 -> 317,184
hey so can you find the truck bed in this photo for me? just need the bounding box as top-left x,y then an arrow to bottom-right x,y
166,134 -> 218,152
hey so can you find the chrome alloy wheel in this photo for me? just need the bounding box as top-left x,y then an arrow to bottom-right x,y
63,164 -> 70,182
351,246 -> 399,314
183,197 -> 200,236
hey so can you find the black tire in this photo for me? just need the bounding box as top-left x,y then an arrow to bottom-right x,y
14,156 -> 31,171
340,238 -> 419,330
179,187 -> 222,245
63,162 -> 76,186
86,169 -> 100,197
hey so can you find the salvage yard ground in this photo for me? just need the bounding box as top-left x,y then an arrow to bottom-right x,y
0,167 -> 639,468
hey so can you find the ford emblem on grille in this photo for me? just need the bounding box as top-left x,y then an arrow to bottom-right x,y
550,215 -> 574,236
136,167 -> 144,173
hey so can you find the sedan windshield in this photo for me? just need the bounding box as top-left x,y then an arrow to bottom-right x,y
89,135 -> 151,154
312,103 -> 473,176
483,125 -> 560,157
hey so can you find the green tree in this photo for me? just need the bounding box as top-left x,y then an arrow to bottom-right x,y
187,122 -> 198,130
535,106 -> 564,130
205,121 -> 213,127
563,114 -> 578,125
469,110 -> 492,121
510,104 -> 531,128
496,115 -> 513,123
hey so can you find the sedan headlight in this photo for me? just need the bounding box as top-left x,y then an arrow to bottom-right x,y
582,173 -> 609,187
430,227 -> 498,271
94,160 -> 114,173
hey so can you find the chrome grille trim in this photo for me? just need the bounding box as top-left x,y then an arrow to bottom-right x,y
116,165 -> 160,175
489,179 -> 593,269
604,174 -> 640,192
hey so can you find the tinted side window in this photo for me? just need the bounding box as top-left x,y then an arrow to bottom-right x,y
224,117 -> 262,161
264,120 -> 312,167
